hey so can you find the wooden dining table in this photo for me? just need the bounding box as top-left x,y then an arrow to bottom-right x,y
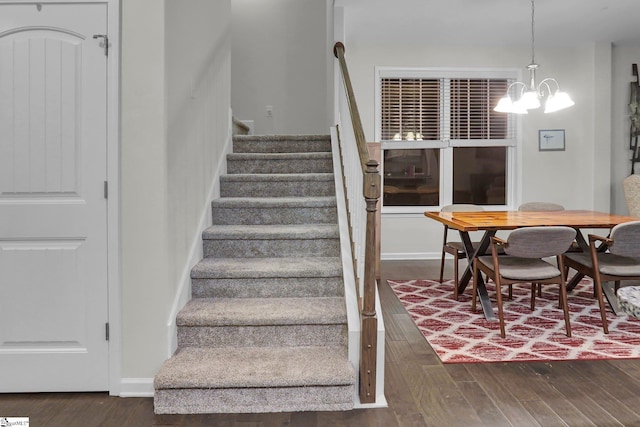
424,209 -> 638,320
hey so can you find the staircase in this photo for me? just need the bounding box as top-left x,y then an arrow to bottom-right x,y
153,134 -> 356,414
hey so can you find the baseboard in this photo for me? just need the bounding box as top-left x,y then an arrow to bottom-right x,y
119,378 -> 154,397
381,252 -> 438,260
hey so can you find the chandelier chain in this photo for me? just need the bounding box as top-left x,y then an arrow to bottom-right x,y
530,0 -> 535,64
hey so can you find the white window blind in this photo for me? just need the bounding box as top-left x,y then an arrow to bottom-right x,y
381,78 -> 440,141
380,76 -> 515,142
450,79 -> 510,140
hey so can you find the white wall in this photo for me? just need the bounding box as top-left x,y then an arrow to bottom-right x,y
165,0 -> 232,352
231,0 -> 331,135
612,46 -> 640,215
121,0 -> 170,380
337,41 -> 616,259
120,0 -> 231,382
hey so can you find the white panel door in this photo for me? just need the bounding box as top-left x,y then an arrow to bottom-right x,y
0,2 -> 109,391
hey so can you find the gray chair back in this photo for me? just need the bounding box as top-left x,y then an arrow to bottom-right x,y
622,175 -> 640,217
609,221 -> 640,257
441,204 -> 484,213
518,202 -> 565,212
504,226 -> 576,258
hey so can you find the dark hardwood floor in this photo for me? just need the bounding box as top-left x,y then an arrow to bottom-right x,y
3,260 -> 640,426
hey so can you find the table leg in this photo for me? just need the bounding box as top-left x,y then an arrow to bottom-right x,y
601,282 -> 622,315
457,229 -> 497,320
565,227 -> 588,290
568,277 -> 621,314
566,272 -> 585,291
573,227 -> 589,251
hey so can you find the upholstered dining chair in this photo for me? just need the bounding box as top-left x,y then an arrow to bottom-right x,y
439,204 -> 484,300
473,226 -> 576,338
518,201 -> 565,212
518,202 -> 579,248
518,201 -> 579,297
622,174 -> 640,217
562,220 -> 640,334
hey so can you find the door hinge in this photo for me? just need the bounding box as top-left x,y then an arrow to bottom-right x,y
93,34 -> 109,56
105,322 -> 110,341
104,181 -> 108,199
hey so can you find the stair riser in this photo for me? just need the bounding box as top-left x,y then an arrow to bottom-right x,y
211,207 -> 337,225
233,140 -> 331,154
191,277 -> 344,298
177,324 -> 348,348
227,158 -> 333,174
203,238 -> 340,258
154,384 -> 353,414
220,180 -> 335,197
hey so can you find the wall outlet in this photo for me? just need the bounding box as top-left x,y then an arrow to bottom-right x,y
266,105 -> 273,117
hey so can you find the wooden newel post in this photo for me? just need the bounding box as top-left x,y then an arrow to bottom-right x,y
360,158 -> 380,403
362,159 -> 380,316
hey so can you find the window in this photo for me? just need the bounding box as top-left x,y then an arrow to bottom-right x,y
376,67 -> 518,213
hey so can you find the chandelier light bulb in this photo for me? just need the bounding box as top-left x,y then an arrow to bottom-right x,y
515,90 -> 541,110
494,95 -> 515,113
544,91 -> 575,113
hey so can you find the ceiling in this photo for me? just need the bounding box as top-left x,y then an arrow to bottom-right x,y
335,0 -> 640,48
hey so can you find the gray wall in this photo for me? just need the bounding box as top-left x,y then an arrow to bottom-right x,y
231,0 -> 331,135
121,0 -> 231,380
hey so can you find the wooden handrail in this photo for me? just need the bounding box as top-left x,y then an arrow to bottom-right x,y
232,116 -> 250,135
334,42 -> 371,174
333,41 -> 380,404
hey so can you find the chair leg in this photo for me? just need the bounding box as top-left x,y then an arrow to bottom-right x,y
537,283 -> 542,297
453,252 -> 459,300
593,275 -> 609,334
530,283 -> 536,310
439,248 -> 446,283
496,283 -> 506,338
558,291 -> 562,308
559,282 -> 572,337
471,260 -> 479,311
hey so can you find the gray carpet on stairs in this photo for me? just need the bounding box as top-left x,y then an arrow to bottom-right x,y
154,347 -> 354,414
153,134 -> 355,414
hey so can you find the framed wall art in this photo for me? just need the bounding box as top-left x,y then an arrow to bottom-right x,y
538,129 -> 565,151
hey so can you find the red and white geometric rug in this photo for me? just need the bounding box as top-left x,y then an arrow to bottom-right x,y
388,279 -> 640,363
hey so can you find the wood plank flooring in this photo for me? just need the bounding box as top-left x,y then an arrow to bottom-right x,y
2,260 -> 640,426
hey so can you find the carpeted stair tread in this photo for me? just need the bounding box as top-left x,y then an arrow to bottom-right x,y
232,134 -> 331,154
154,346 -> 355,389
211,196 -> 336,208
191,278 -> 344,299
191,257 -> 342,279
226,152 -> 333,174
220,173 -> 336,198
234,134 -> 330,142
220,173 -> 334,182
177,297 -> 346,326
227,152 -> 332,161
202,224 -> 338,240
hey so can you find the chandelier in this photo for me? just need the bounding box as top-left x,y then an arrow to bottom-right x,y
494,0 -> 575,114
